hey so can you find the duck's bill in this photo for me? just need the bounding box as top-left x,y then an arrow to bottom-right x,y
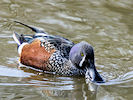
85,64 -> 104,83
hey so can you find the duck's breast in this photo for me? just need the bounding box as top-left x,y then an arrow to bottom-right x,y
20,39 -> 56,70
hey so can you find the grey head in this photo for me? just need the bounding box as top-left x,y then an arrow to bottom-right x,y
69,41 -> 104,83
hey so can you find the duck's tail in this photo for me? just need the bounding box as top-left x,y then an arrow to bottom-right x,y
13,32 -> 33,46
13,21 -> 48,45
13,32 -> 24,46
14,21 -> 46,34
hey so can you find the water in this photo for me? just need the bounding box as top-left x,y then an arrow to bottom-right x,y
0,0 -> 133,99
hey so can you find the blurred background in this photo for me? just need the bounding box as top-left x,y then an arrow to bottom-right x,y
0,0 -> 133,99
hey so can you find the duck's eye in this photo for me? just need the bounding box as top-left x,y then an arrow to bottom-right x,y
81,52 -> 84,57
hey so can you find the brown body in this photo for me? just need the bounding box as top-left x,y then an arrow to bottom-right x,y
20,39 -> 55,70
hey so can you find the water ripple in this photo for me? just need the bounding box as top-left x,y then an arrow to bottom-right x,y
96,71 -> 133,87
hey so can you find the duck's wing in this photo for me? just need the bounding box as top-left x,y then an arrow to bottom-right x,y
41,35 -> 74,58
13,21 -> 74,58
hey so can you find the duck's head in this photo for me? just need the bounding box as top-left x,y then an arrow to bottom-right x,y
69,41 -> 104,83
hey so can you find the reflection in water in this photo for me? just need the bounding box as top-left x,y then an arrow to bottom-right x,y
18,64 -> 98,100
17,64 -> 133,100
1,61 -> 133,100
34,81 -> 97,100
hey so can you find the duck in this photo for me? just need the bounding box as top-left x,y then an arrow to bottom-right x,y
13,21 -> 104,83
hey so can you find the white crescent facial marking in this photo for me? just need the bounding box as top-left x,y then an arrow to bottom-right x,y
79,55 -> 86,67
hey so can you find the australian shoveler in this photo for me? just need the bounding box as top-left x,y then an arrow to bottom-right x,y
13,21 -> 104,83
